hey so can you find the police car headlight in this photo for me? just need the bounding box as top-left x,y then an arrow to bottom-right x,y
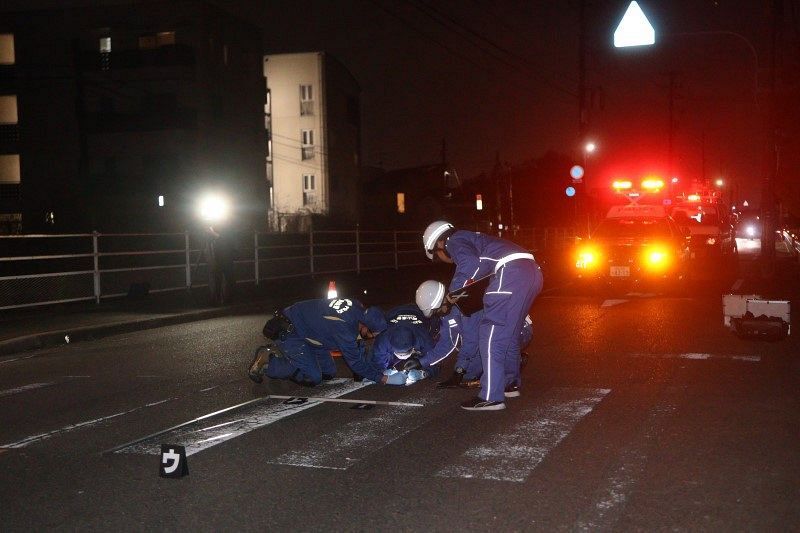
575,247 -> 599,269
705,237 -> 717,246
644,246 -> 671,270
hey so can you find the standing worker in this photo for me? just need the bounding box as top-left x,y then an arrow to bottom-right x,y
422,221 -> 543,411
248,297 -> 395,386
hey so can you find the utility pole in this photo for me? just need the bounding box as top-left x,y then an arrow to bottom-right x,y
761,0 -> 782,274
668,71 -> 676,179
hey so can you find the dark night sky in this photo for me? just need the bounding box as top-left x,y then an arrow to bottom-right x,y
5,0 -> 797,205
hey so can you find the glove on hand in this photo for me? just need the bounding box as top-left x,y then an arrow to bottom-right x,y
402,357 -> 422,371
406,369 -> 427,384
383,370 -> 407,385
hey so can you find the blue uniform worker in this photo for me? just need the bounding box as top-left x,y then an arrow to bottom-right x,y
371,304 -> 435,373
415,280 -> 534,389
423,221 -> 543,411
252,298 -> 388,386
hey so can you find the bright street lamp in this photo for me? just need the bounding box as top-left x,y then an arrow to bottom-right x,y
715,178 -> 724,187
585,141 -> 596,154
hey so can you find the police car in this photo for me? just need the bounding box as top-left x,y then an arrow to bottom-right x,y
574,203 -> 690,289
669,196 -> 737,266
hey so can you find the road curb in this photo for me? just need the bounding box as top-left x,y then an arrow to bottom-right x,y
0,301 -> 271,358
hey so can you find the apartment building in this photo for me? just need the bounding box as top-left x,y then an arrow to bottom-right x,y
264,52 -> 361,232
0,1 -> 266,233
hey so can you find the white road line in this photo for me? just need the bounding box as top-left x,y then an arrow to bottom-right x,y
0,354 -> 36,365
114,379 -> 372,457
575,399 -> 678,531
731,278 -> 744,291
632,353 -> 761,363
601,299 -> 628,308
0,397 -> 177,449
0,382 -> 55,398
0,376 -> 90,398
436,388 -> 611,483
266,392 -> 439,470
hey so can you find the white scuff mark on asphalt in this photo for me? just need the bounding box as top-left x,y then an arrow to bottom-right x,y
267,392 -> 439,470
115,378 -> 372,457
680,353 -> 711,360
601,299 -> 628,308
1,396 -> 175,449
632,353 -> 760,363
199,385 -> 218,392
436,388 -> 611,483
731,355 -> 761,362
0,382 -> 55,398
2,408 -> 140,448
575,399 -> 678,531
0,354 -> 37,365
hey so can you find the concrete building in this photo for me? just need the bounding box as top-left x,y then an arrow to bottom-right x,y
264,52 -> 360,232
0,1 -> 266,233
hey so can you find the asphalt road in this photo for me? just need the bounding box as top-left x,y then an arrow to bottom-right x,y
1,258 -> 799,531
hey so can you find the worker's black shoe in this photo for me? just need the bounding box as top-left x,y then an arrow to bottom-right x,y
460,396 -> 505,411
321,373 -> 336,381
436,371 -> 464,389
458,378 -> 481,389
504,384 -> 521,398
352,372 -> 364,382
248,346 -> 272,384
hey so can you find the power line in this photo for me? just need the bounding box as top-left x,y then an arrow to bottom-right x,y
365,0 -> 577,103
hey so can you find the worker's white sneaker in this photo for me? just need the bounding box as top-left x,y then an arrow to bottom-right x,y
461,397 -> 506,411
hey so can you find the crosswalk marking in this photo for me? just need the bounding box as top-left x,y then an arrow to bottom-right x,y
266,392 -> 439,470
113,379 -> 371,457
575,398 -> 678,531
436,388 -> 611,482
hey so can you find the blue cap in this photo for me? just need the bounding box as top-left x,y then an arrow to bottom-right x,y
388,326 -> 415,359
362,306 -> 387,334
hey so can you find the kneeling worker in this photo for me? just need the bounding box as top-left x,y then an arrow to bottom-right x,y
248,297 -> 391,386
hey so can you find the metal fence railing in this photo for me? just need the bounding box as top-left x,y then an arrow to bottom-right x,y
0,227 -> 574,311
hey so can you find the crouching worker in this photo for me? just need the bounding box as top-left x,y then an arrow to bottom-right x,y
370,304 -> 436,386
414,280 -> 534,391
248,297 -> 389,387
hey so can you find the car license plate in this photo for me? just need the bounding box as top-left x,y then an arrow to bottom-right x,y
610,266 -> 630,277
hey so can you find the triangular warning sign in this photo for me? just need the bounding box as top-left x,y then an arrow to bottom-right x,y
614,1 -> 655,48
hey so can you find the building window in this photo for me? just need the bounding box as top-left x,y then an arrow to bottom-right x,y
0,154 -> 21,184
303,174 -> 315,206
156,31 -> 175,46
266,139 -> 272,160
99,37 -> 111,70
301,129 -> 314,160
0,95 -> 18,124
300,84 -> 313,115
0,34 -> 14,65
397,192 -> 406,214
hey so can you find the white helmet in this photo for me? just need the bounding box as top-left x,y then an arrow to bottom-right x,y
415,280 -> 446,317
422,221 -> 454,260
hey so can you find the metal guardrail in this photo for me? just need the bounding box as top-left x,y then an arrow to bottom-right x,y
0,227 -> 574,311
